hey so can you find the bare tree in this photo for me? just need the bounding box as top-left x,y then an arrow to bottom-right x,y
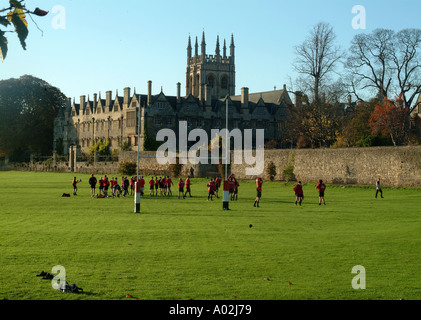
392,28 -> 421,112
293,22 -> 343,104
346,28 -> 421,112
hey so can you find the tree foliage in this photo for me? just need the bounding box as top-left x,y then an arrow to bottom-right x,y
369,96 -> 407,146
0,75 -> 67,160
0,0 -> 48,61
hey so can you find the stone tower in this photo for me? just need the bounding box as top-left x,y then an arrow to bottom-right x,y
186,32 -> 236,101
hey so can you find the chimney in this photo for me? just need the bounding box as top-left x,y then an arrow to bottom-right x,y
241,87 -> 249,109
147,81 -> 152,106
124,87 -> 131,105
93,93 -> 98,109
177,82 -> 181,100
80,95 -> 86,110
294,92 -> 302,108
106,91 -> 112,109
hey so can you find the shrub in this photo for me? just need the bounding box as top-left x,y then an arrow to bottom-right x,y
169,157 -> 183,178
118,161 -> 137,176
266,161 -> 277,181
282,153 -> 295,182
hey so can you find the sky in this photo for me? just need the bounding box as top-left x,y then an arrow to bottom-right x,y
1,0 -> 420,101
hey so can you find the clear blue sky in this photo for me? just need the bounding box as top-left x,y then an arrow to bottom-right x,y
1,0 -> 420,100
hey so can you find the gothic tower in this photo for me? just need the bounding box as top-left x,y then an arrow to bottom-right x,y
186,32 -> 236,101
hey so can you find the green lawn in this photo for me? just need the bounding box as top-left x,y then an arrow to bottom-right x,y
0,171 -> 420,300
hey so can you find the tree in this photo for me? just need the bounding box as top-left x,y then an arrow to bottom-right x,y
346,29 -> 395,101
293,22 -> 343,104
368,96 -> 407,146
0,75 -> 67,160
0,1 -> 49,61
284,98 -> 343,148
346,28 -> 421,120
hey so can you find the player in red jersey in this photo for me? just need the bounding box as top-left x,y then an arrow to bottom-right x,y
149,177 -> 155,196
103,175 -> 110,196
154,177 -> 159,196
293,181 -> 304,206
139,176 -> 145,196
184,176 -> 192,197
207,179 -> 216,201
315,180 -> 326,205
72,177 -> 81,195
214,177 -> 221,198
178,178 -> 185,199
130,177 -> 135,195
254,177 -> 263,207
166,176 -> 174,196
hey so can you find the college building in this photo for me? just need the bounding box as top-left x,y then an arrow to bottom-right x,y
54,33 -> 299,156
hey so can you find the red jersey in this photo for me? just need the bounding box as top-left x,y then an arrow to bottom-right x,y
316,183 -> 326,192
139,178 -> 145,188
167,178 -> 173,186
228,180 -> 235,189
207,181 -> 215,192
178,180 -> 185,188
256,178 -> 263,192
185,178 -> 190,187
293,184 -> 303,194
149,179 -> 154,187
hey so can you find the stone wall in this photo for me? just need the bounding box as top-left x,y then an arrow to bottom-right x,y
231,146 -> 421,187
3,146 -> 421,187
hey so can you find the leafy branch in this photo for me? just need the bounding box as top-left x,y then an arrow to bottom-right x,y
0,0 -> 48,62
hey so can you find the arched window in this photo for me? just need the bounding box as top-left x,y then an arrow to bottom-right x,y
207,74 -> 215,88
221,75 -> 228,89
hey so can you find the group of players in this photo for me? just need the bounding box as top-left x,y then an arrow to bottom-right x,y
72,173 -> 387,208
71,173 -> 328,206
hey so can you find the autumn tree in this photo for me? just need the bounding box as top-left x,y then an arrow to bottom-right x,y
0,0 -> 48,61
368,96 -> 407,146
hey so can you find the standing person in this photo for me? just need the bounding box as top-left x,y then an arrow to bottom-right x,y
154,177 -> 159,196
233,178 -> 239,201
103,175 -> 110,196
110,177 -> 116,197
229,177 -> 235,201
254,177 -> 263,207
72,177 -> 81,196
123,177 -> 130,197
98,177 -> 104,195
178,178 -> 185,199
158,177 -> 164,196
316,180 -> 326,205
207,178 -> 216,201
139,176 -> 145,196
214,176 -> 220,198
130,177 -> 135,196
184,176 -> 192,198
166,176 -> 174,196
149,177 -> 155,196
293,181 -> 304,206
375,178 -> 384,199
88,174 -> 97,197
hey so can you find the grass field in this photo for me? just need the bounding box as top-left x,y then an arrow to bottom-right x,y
0,171 -> 420,300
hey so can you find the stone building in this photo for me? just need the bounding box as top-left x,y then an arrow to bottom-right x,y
54,33 -> 295,155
